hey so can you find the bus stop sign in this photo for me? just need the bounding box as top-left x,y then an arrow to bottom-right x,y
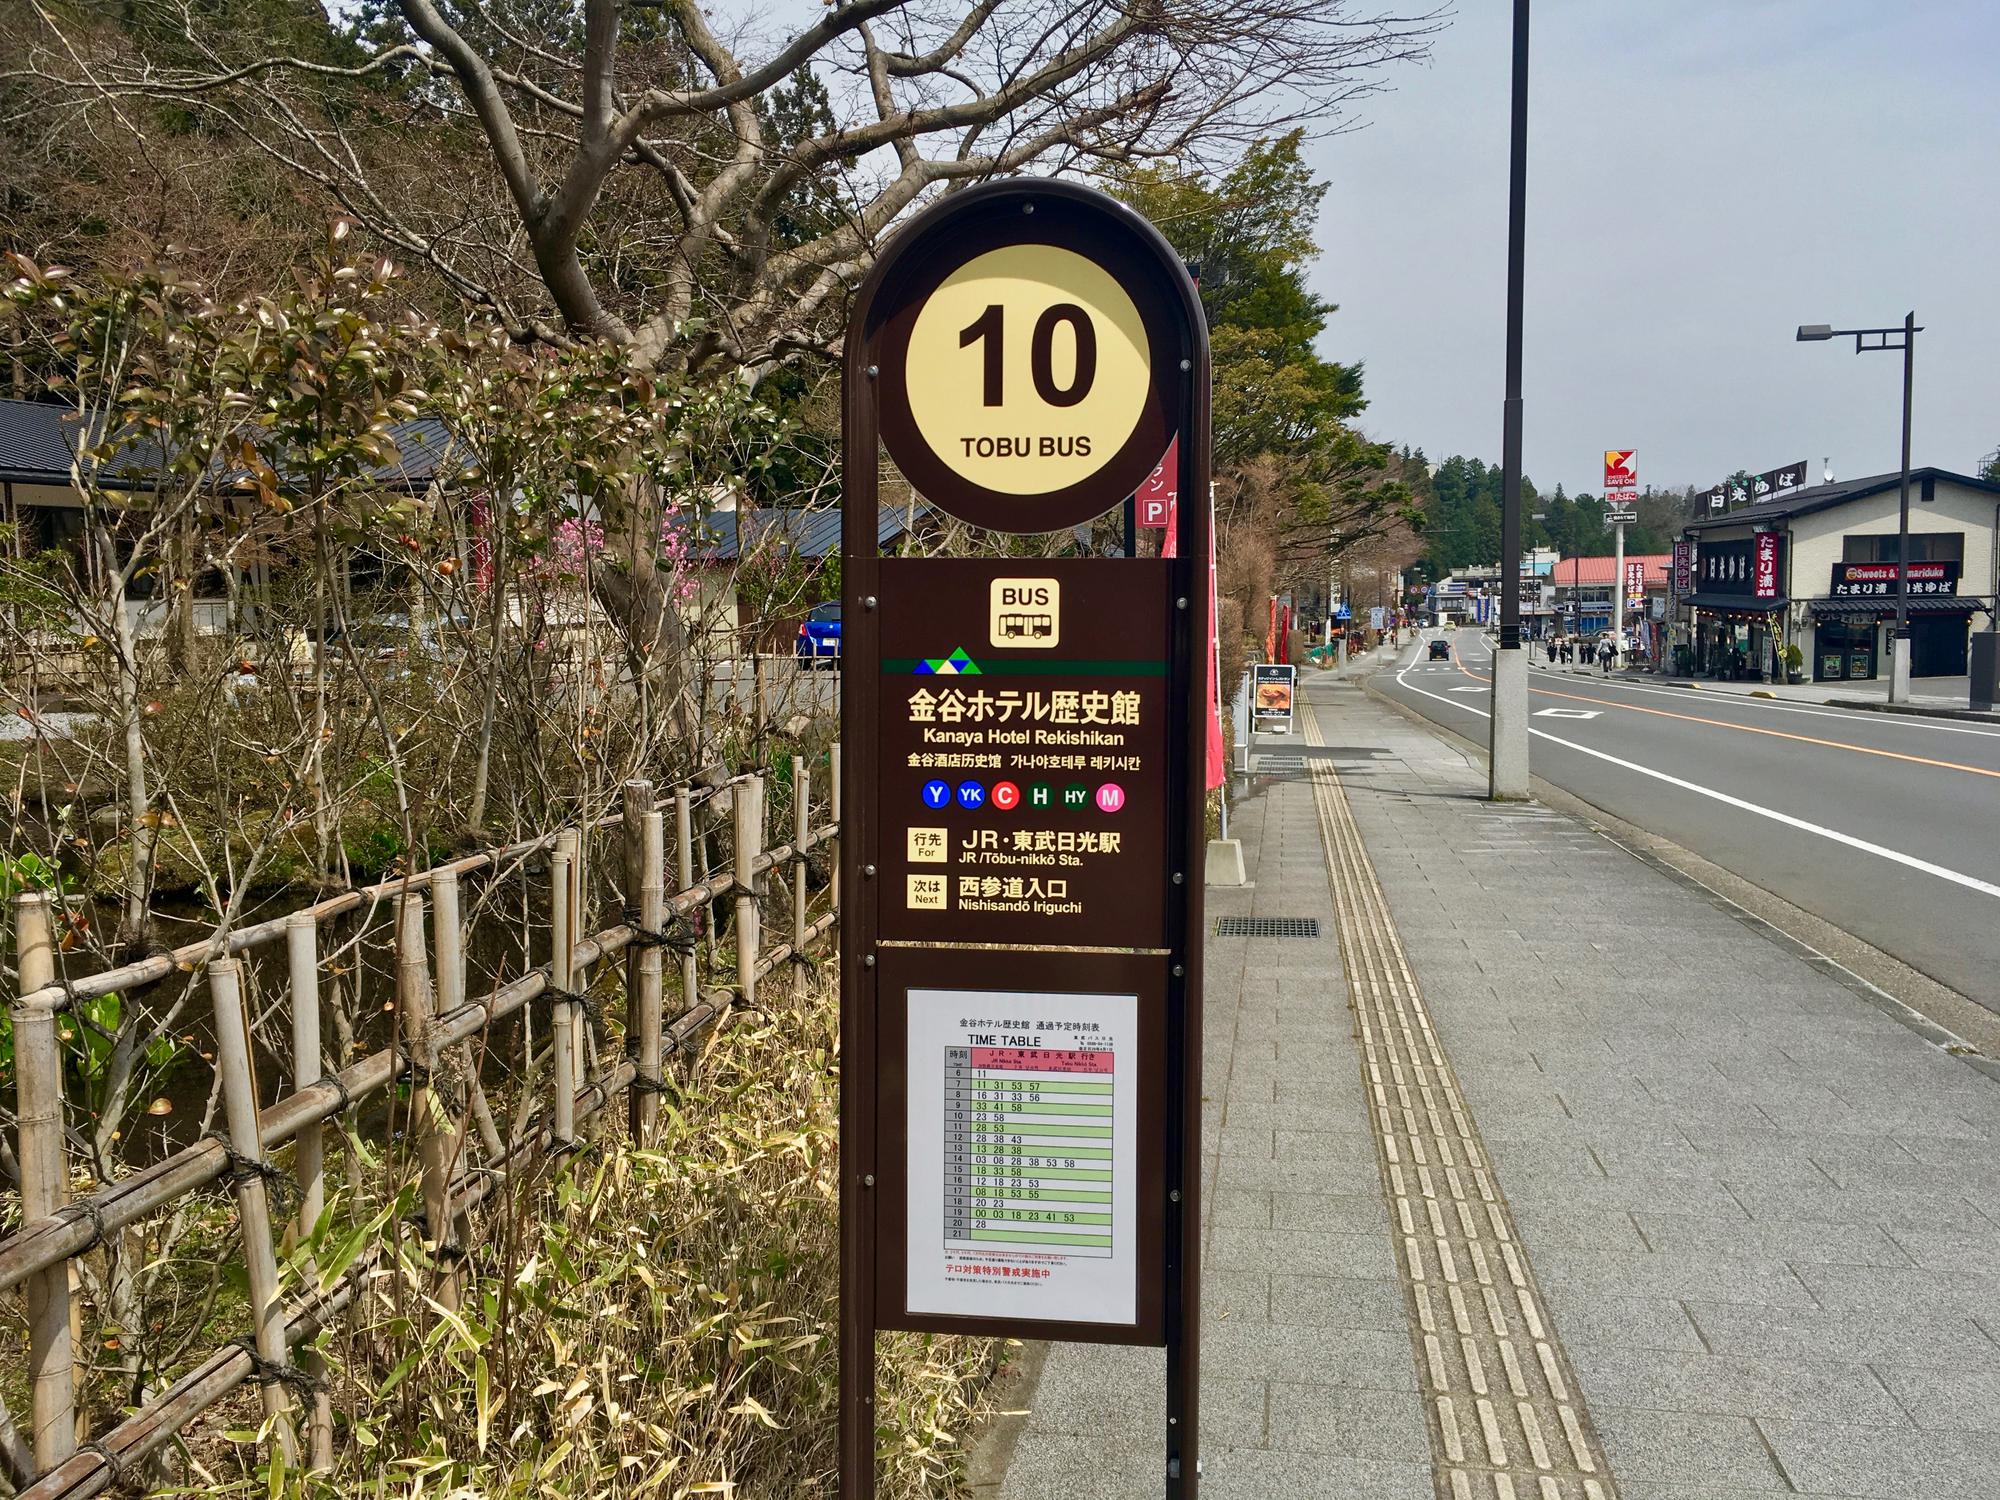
839,179 -> 1211,1498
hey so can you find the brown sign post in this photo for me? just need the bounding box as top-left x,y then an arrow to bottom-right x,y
840,179 -> 1210,1496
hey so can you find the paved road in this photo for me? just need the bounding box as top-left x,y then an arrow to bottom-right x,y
1375,626 -> 2000,1011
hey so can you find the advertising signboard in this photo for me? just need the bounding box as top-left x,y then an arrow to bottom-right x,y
1625,559 -> 1646,612
1252,663 -> 1296,734
1754,533 -> 1780,599
1762,460 -> 1809,497
1672,540 -> 1694,595
840,179 -> 1209,1498
1135,435 -> 1178,528
1829,561 -> 1960,597
1604,449 -> 1638,492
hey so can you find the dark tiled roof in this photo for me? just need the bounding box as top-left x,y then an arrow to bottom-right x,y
0,399 -> 94,484
1685,467 -> 2000,532
689,504 -> 925,562
0,398 -> 454,493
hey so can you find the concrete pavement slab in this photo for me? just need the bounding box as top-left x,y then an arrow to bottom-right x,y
987,667 -> 2000,1499
1758,1417 -> 2000,1500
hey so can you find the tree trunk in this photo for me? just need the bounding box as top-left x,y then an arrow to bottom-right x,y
100,532 -> 157,954
591,475 -> 702,754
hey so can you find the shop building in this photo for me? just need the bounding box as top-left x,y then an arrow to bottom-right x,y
1551,554 -> 1669,636
1679,467 -> 1999,683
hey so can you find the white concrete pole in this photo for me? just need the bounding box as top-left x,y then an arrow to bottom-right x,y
1613,519 -> 1626,656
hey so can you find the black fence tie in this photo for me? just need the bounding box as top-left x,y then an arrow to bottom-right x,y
395,1052 -> 434,1091
548,986 -> 605,1030
233,1337 -> 325,1397
79,1439 -> 143,1493
315,1069 -> 355,1118
60,1196 -> 112,1256
204,1131 -> 297,1213
622,908 -> 701,953
627,1073 -> 673,1097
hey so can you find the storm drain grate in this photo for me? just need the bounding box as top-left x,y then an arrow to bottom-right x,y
1214,916 -> 1322,939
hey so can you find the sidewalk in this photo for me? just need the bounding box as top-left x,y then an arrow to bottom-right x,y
981,668 -> 2000,1499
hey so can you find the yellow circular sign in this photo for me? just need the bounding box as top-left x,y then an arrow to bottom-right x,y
903,244 -> 1151,497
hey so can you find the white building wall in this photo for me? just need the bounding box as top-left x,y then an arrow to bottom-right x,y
1788,479 -> 2000,603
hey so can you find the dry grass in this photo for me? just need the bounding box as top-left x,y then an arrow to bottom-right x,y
161,969 -> 999,1499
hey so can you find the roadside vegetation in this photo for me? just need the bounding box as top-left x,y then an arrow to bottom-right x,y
1,1 -> 1448,1490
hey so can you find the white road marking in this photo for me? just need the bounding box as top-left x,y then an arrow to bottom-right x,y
1448,686 -> 1487,694
1530,666 -> 2000,740
1534,709 -> 1600,720
1391,662 -> 2000,903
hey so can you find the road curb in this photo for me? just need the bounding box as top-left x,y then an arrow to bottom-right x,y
1825,697 -> 2000,724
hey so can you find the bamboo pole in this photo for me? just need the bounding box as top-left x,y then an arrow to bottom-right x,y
632,807 -> 666,1141
549,833 -> 577,1147
431,870 -> 503,1162
9,821 -> 601,1018
14,892 -> 76,1472
674,787 -> 700,1031
206,957 -> 298,1463
282,913 -> 334,1472
396,893 -> 458,1310
621,781 -> 649,1136
733,775 -> 763,1011
792,756 -> 809,997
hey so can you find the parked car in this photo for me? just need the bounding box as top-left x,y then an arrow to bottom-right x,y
288,611 -> 469,681
795,602 -> 841,666
1427,637 -> 1452,660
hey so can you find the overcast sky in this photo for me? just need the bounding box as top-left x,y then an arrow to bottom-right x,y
1309,0 -> 2000,497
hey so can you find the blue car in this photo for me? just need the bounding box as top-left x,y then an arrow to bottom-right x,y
795,602 -> 841,666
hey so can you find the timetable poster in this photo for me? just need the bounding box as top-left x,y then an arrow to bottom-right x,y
904,986 -> 1139,1326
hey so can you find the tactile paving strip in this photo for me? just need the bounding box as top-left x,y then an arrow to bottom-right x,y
1303,701 -> 1619,1500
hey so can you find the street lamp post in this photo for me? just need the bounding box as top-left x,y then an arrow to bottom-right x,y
1797,313 -> 1921,702
1488,0 -> 1531,799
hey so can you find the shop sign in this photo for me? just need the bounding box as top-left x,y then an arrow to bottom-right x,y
1754,534 -> 1779,599
1755,461 -> 1809,500
1135,435 -> 1177,527
1252,663 -> 1296,733
1698,537 -> 1780,599
1625,559 -> 1646,610
1604,449 -> 1637,492
1829,560 -> 1959,597
1671,540 -> 1694,594
840,178 -> 1209,1499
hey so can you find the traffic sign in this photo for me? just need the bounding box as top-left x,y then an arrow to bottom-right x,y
841,179 -> 1210,1499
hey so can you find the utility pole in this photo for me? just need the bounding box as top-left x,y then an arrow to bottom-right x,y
1488,0 -> 1531,799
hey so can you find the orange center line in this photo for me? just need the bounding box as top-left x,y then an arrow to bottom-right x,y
1442,647 -> 2000,783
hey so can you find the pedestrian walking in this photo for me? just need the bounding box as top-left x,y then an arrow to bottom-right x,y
1597,634 -> 1616,675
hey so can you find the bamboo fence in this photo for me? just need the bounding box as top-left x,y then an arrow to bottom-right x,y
1,750 -> 842,1497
